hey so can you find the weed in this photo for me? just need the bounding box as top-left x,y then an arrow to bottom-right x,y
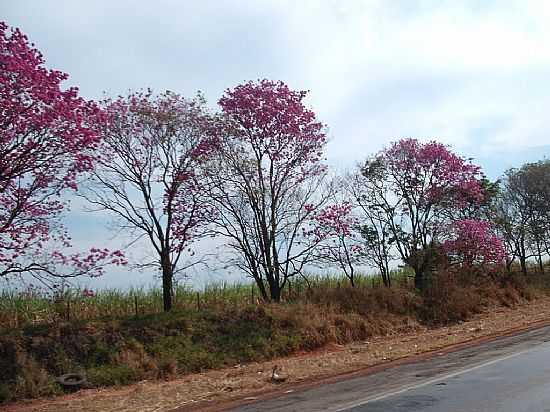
0,268 -> 549,403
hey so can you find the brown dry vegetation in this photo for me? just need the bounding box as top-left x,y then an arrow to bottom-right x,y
3,280 -> 550,412
1,271 -> 548,407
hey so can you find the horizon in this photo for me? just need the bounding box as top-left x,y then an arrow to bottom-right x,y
3,0 -> 550,291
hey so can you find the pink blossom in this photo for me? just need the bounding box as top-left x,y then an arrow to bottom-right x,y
0,22 -> 120,279
442,219 -> 507,269
383,138 -> 484,206
219,80 -> 327,180
81,288 -> 96,297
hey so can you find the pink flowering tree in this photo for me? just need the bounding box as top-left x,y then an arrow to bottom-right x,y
310,202 -> 364,287
82,90 -> 216,311
0,22 -> 125,285
355,139 -> 486,290
205,80 -> 330,301
442,219 -> 506,274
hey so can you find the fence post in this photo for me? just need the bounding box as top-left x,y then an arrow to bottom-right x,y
134,295 -> 139,317
196,292 -> 201,311
251,285 -> 255,305
66,298 -> 70,321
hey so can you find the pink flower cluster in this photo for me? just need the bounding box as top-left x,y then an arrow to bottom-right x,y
0,21 -> 107,268
383,138 -> 484,206
442,219 -> 507,268
307,203 -> 364,269
313,203 -> 356,239
81,288 -> 96,297
102,90 -> 217,257
219,79 -> 327,178
51,248 -> 127,277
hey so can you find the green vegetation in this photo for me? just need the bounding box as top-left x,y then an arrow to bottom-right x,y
3,15 -> 550,410
1,269 -> 548,404
0,271 -> 410,329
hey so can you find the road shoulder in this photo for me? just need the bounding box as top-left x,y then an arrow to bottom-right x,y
5,296 -> 550,412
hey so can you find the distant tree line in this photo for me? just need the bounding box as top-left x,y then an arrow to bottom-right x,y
2,22 -> 549,311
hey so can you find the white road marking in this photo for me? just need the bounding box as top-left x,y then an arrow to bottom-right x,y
332,346 -> 537,411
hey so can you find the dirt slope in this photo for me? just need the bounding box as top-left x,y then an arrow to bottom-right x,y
6,296 -> 550,412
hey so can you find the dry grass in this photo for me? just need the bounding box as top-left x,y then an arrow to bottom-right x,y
0,271 -> 412,330
5,295 -> 550,412
1,270 -> 548,405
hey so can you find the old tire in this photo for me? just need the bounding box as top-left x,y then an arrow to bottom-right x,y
56,373 -> 87,387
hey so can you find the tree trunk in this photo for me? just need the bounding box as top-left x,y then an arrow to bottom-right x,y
407,249 -> 430,291
414,270 -> 425,290
518,238 -> 528,276
380,268 -> 390,287
269,281 -> 282,302
536,243 -> 545,274
161,254 -> 173,312
348,265 -> 356,288
412,260 -> 429,291
519,256 -> 528,276
255,277 -> 268,301
505,259 -> 513,274
265,266 -> 282,302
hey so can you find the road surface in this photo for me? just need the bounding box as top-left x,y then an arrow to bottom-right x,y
229,325 -> 550,412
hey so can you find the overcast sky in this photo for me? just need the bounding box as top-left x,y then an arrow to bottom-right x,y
3,0 -> 550,289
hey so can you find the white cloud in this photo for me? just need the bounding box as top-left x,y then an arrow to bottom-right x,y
269,1 -> 550,154
3,0 -> 550,288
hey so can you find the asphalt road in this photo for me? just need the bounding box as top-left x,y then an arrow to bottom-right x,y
229,325 -> 550,412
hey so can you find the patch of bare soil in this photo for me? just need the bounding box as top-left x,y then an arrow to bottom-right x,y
6,296 -> 550,412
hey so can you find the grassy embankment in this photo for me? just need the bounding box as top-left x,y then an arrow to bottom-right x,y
0,268 -> 548,403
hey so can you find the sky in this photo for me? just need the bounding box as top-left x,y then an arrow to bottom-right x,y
3,0 -> 550,289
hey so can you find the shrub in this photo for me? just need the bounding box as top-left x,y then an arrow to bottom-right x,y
87,364 -> 139,386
